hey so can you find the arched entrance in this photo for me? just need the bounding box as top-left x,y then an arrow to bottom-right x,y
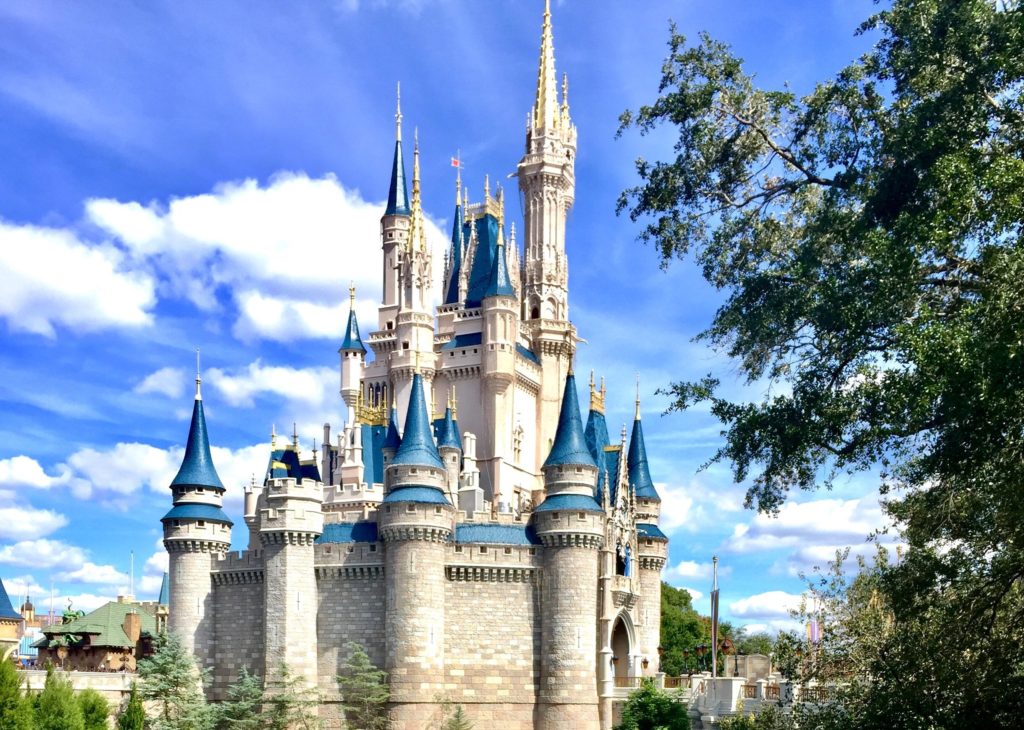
611,616 -> 632,681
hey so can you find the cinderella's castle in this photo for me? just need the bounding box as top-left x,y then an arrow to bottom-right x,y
161,3 -> 667,728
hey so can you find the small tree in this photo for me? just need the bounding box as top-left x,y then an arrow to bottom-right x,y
117,683 -> 145,730
77,688 -> 110,730
264,664 -> 320,730
0,659 -> 24,724
445,705 -> 474,730
215,667 -> 265,730
336,642 -> 389,730
35,666 -> 85,730
137,632 -> 212,730
614,679 -> 689,730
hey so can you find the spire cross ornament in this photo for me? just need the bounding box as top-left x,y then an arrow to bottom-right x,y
195,348 -> 202,400
395,81 -> 402,141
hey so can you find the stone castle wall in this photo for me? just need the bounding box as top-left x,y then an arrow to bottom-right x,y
211,574 -> 265,699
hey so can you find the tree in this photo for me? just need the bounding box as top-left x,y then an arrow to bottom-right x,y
264,664 -> 320,730
614,679 -> 690,730
137,632 -> 212,730
618,1 -> 1024,727
214,668 -> 265,730
35,666 -> 85,730
117,683 -> 145,730
77,689 -> 110,730
336,642 -> 390,730
444,706 -> 474,730
0,659 -> 23,725
736,631 -> 774,657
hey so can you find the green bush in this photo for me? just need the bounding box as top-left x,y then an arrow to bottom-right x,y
615,679 -> 689,730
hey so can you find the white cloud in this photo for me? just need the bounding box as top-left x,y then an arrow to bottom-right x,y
66,442 -> 181,498
206,360 -> 335,409
730,591 -> 805,620
135,366 -> 187,399
657,477 -> 747,534
54,562 -> 130,585
1,576 -> 47,605
728,494 -> 888,553
0,219 -> 155,337
0,506 -> 68,540
60,593 -> 117,614
681,587 -> 704,602
86,173 -> 448,341
0,455 -> 69,490
0,539 -> 87,569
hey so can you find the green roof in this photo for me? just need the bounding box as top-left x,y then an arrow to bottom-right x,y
36,601 -> 157,649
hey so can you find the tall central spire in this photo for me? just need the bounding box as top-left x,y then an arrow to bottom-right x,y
386,83 -> 411,216
533,0 -> 559,130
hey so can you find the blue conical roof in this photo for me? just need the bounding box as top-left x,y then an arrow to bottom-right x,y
384,408 -> 402,450
340,302 -> 366,354
543,372 -> 598,469
585,406 -> 611,501
627,415 -> 660,501
436,407 -> 462,450
385,139 -> 410,216
170,391 -> 225,491
391,374 -> 444,469
443,202 -> 464,304
484,239 -> 515,299
158,573 -> 169,606
0,577 -> 21,621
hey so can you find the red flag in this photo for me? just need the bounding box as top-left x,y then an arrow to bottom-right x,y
450,157 -> 461,168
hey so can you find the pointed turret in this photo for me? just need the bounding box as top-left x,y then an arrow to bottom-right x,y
436,406 -> 462,451
543,370 -> 597,470
158,573 -> 169,606
0,577 -> 21,621
385,84 -> 411,216
340,286 -> 366,354
384,407 -> 402,451
170,370 -> 225,491
627,397 -> 660,501
390,373 -> 444,470
483,237 -> 516,299
533,0 -> 559,130
443,175 -> 465,304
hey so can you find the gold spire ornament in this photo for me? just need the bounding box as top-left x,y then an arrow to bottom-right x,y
395,82 -> 403,141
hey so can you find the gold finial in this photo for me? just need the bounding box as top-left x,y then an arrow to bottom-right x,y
395,82 -> 402,141
414,348 -> 420,374
484,174 -> 491,204
312,437 -> 318,459
349,282 -> 356,307
462,186 -> 470,220
292,422 -> 299,450
589,370 -> 595,393
562,72 -> 569,110
635,373 -> 642,420
589,370 -> 605,414
534,0 -> 558,129
455,149 -> 462,205
194,348 -> 202,400
450,386 -> 458,419
409,127 -> 422,253
271,424 -> 277,449
497,184 -> 504,226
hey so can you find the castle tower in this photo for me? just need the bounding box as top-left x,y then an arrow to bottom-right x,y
380,86 -> 411,332
392,135 -> 437,423
481,233 -> 517,511
259,455 -> 324,692
442,172 -> 465,306
628,396 -> 666,674
379,372 -> 454,729
436,401 -> 463,506
162,368 -> 232,668
531,371 -> 603,729
340,285 -> 367,420
381,403 -> 401,492
519,0 -> 578,467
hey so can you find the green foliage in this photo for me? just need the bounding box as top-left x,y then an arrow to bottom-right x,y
614,679 -> 689,730
719,706 -> 794,730
444,705 -> 474,730
336,642 -> 390,730
619,1 -> 1024,727
736,631 -> 775,657
0,659 -> 23,724
117,683 -> 145,730
214,668 -> 264,730
659,583 -> 735,675
36,666 -> 85,730
77,689 -> 110,730
12,695 -> 35,730
264,664 -> 320,730
137,632 -> 212,730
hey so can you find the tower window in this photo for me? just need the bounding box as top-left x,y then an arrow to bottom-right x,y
402,342 -> 409,350
455,545 -> 463,553
407,504 -> 416,512
504,547 -> 513,555
197,520 -> 205,528
479,546 -> 488,554
369,544 -> 377,552
434,506 -> 442,514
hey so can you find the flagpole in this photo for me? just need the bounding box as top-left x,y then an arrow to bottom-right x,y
711,555 -> 719,679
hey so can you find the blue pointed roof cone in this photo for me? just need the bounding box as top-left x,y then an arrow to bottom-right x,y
340,297 -> 366,354
170,384 -> 225,491
543,371 -> 598,469
484,238 -> 515,299
628,412 -> 660,501
383,408 -> 402,451
436,407 -> 462,451
0,577 -> 21,620
158,573 -> 170,606
585,406 -> 611,501
443,201 -> 464,304
385,138 -> 411,216
391,374 -> 445,469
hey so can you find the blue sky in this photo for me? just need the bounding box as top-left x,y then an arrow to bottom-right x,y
0,0 -> 897,631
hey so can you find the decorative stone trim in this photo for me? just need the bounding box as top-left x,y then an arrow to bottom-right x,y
639,557 -> 667,571
259,531 -> 319,546
315,565 -> 385,580
379,526 -> 452,543
211,570 -> 264,586
440,365 -> 482,381
537,533 -> 603,549
164,539 -> 231,554
445,565 -> 537,583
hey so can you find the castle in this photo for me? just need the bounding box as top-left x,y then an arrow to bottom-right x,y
161,3 -> 667,728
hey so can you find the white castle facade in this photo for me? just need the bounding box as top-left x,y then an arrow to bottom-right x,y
161,3 -> 667,728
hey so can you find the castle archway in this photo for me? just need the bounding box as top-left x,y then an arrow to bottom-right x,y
611,615 -> 633,680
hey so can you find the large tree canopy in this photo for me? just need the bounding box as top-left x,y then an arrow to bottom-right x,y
618,1 -> 1023,727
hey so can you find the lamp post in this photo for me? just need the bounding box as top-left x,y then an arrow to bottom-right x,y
657,645 -> 665,674
720,637 -> 736,677
696,643 -> 707,673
